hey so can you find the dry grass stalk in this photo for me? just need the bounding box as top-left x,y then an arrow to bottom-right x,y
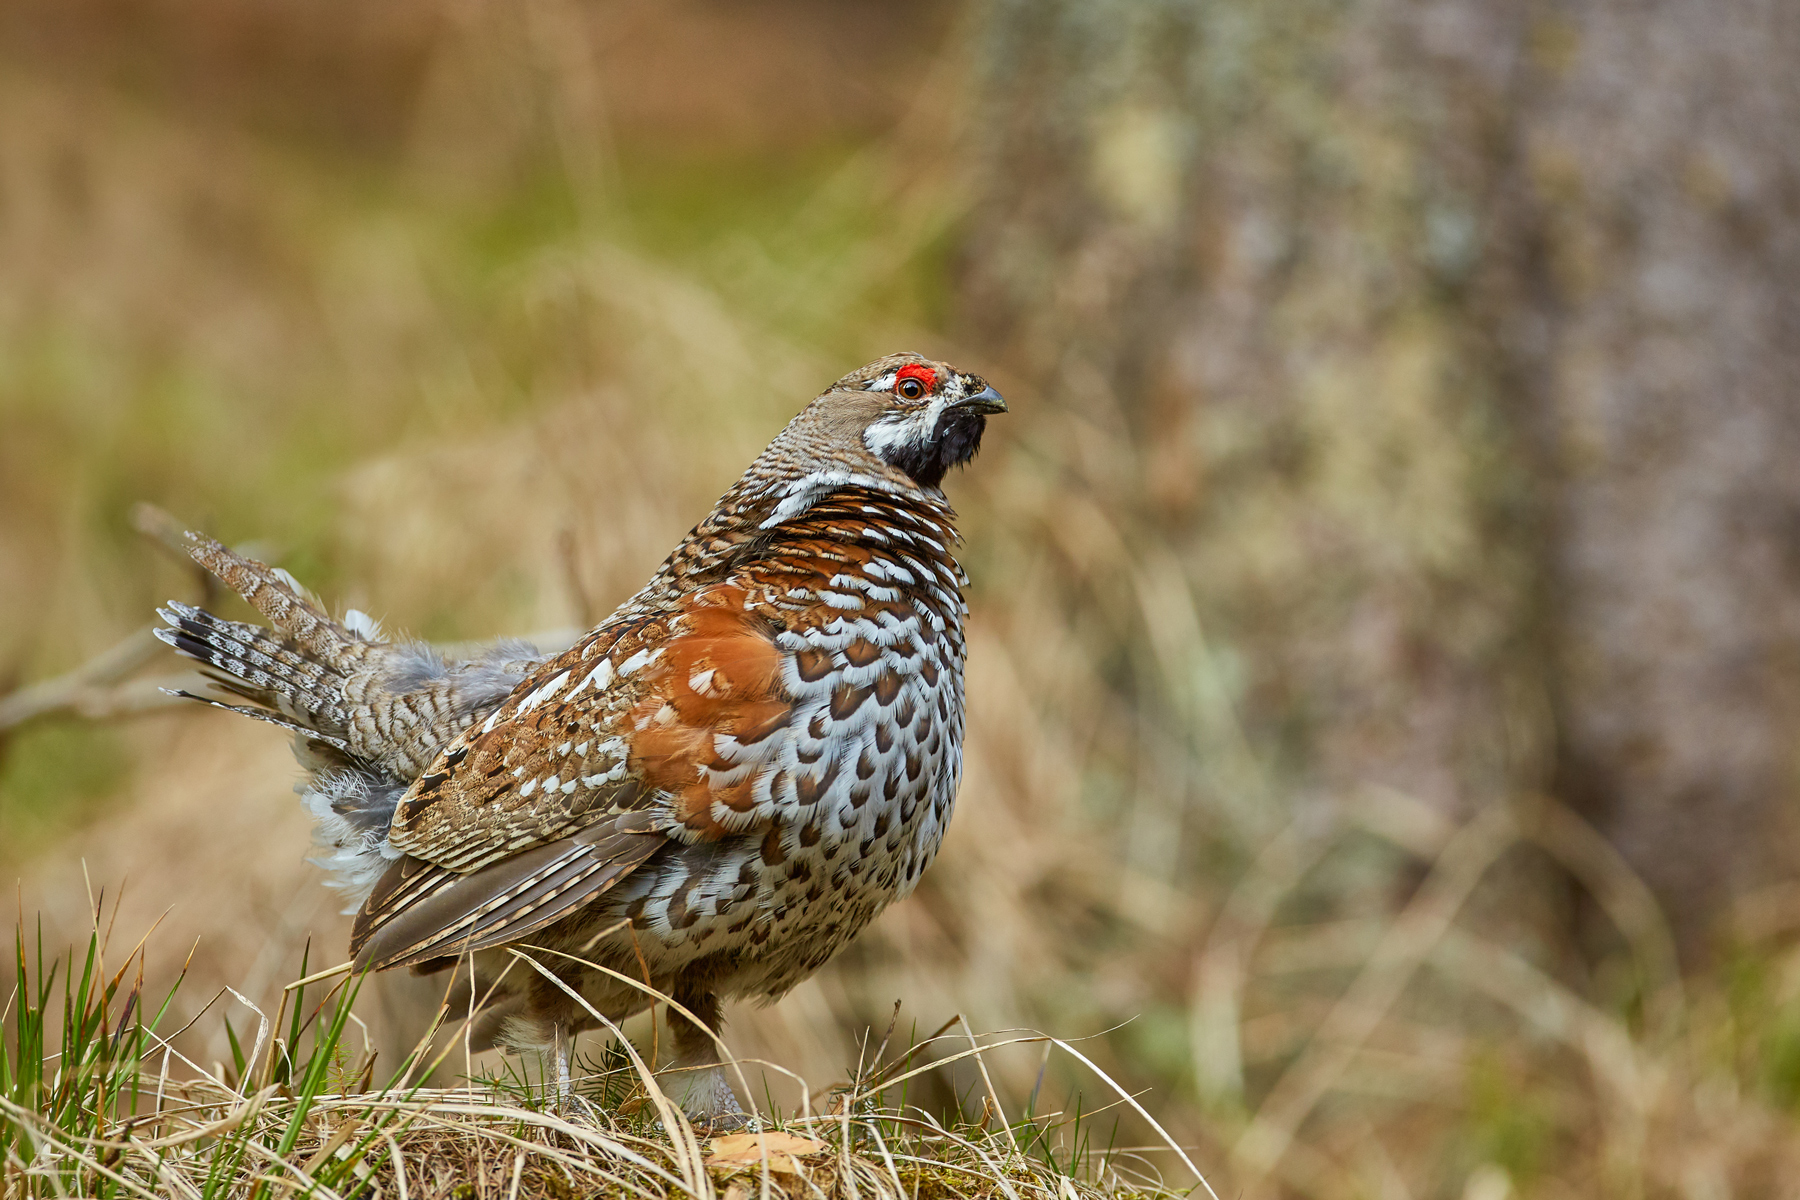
0,902 -> 1208,1200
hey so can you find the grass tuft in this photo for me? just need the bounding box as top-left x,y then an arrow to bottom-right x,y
1,909 -> 1198,1200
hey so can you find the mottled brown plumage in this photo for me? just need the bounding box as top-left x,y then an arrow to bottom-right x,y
156,353 -> 1003,1122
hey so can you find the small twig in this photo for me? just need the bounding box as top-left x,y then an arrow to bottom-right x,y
0,631 -> 175,731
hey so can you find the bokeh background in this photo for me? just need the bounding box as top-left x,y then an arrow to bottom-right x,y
4,0 -> 1800,1196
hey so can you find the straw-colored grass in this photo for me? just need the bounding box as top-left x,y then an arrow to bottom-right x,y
1,906 -> 1202,1200
10,4 -> 1800,1198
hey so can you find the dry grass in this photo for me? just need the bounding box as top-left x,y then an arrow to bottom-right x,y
1,906 -> 1200,1200
15,792 -> 1800,1199
8,3 -> 1800,1198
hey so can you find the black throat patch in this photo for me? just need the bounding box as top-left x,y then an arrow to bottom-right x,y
885,411 -> 988,489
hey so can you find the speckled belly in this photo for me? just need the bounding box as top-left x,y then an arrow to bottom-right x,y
600,643 -> 964,999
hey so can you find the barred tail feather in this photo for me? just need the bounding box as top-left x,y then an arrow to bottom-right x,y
155,531 -> 443,906
154,602 -> 354,735
153,532 -> 380,743
180,532 -> 352,663
158,687 -> 352,754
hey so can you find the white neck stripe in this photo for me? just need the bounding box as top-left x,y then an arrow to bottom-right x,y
759,469 -> 918,529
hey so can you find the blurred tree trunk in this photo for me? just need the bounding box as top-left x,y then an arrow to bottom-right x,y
960,0 -> 1800,952
1525,2 -> 1800,952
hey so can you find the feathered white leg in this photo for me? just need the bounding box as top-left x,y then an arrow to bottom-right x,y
662,988 -> 747,1129
552,1021 -> 573,1112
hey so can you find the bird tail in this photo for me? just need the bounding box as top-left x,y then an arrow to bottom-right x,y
154,532 -> 374,750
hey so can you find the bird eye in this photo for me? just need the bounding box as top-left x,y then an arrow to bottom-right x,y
893,365 -> 934,400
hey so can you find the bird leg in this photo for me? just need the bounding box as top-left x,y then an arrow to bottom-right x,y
661,986 -> 747,1129
552,1021 -> 573,1112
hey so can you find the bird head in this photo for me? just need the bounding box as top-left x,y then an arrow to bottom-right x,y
805,352 -> 1007,491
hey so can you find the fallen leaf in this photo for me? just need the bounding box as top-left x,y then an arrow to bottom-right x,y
707,1132 -> 828,1174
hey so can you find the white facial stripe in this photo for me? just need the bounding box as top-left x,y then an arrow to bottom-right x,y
868,372 -> 899,392
864,395 -> 949,458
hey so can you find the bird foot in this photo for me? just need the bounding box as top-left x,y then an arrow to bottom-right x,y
659,1063 -> 748,1132
691,1109 -> 758,1135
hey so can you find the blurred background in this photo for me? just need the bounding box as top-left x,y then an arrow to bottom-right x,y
4,0 -> 1800,1195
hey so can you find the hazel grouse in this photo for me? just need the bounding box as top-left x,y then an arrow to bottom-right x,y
154,353 -> 1004,1123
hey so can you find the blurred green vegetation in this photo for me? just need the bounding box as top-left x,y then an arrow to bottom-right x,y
0,722 -> 127,855
0,105 -> 956,675
1463,1046 -> 1558,1187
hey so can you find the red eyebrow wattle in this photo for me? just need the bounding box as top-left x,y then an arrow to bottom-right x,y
895,364 -> 936,391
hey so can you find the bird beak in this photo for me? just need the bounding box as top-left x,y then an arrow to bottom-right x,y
956,385 -> 1007,415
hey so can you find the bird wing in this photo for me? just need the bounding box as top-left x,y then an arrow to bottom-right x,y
350,813 -> 662,970
350,585 -> 794,967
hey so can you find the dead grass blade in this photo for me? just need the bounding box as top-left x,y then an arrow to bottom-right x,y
1232,805 -> 1518,1188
